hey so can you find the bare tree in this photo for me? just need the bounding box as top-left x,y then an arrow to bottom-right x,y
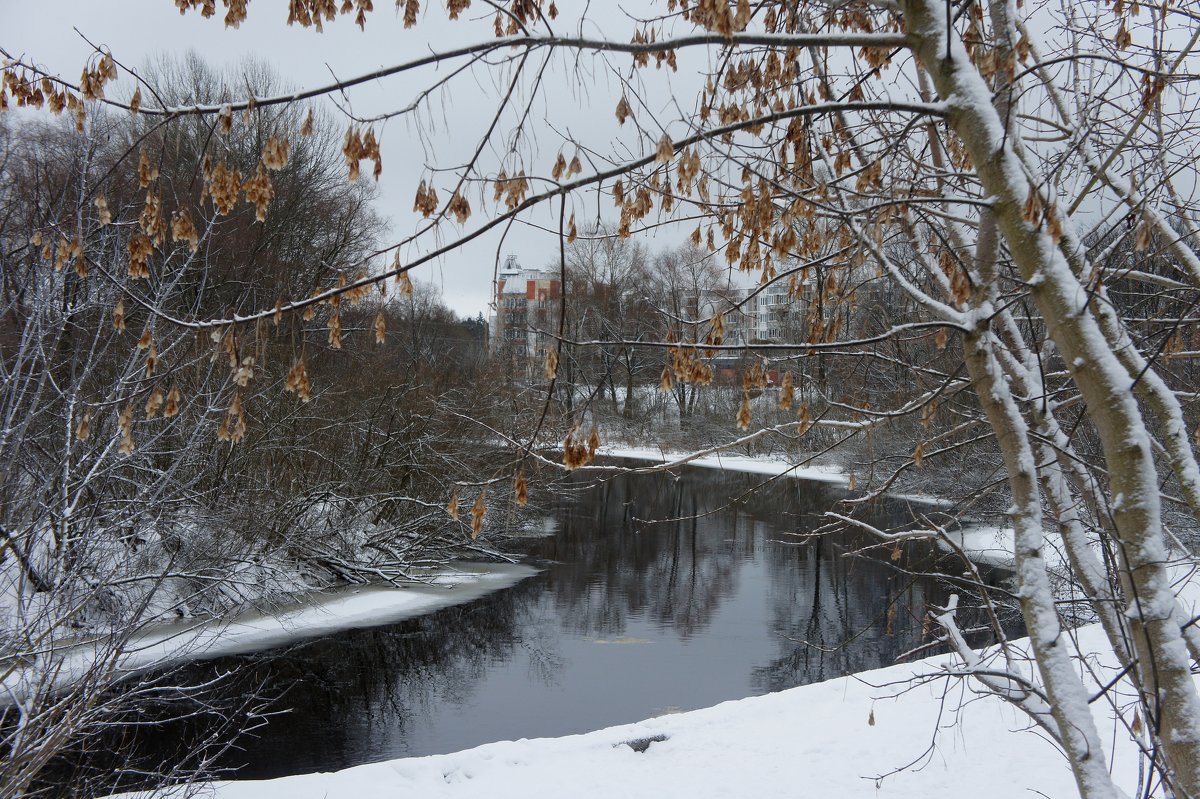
0,56 -> 505,794
561,226 -> 654,418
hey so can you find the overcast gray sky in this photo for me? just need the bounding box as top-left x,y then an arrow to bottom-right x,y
5,1 -> 720,317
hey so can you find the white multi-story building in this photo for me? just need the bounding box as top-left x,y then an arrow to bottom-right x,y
490,255 -> 562,376
691,280 -> 808,346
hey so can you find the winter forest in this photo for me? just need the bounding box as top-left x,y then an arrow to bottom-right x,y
2,1 -> 1200,797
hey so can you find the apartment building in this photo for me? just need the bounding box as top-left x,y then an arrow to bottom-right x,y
691,280 -> 809,346
491,255 -> 562,378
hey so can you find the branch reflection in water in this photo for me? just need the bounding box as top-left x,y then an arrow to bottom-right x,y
79,464 -> 1019,789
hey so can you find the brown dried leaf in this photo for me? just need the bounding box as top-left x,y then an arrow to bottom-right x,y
171,209 -> 200,253
1135,217 -> 1152,251
208,161 -> 242,215
797,402 -> 812,434
117,403 -> 136,455
448,191 -> 471,224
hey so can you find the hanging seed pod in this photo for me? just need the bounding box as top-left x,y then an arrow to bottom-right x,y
145,387 -> 164,418
327,310 -> 342,349
163,385 -> 182,418
94,194 -> 112,225
117,403 -> 135,455
234,356 -> 255,386
736,391 -> 752,430
779,371 -> 794,410
75,410 -> 91,442
145,341 -> 157,377
470,487 -> 487,539
285,358 -> 312,402
797,403 -> 812,435
374,311 -> 387,345
514,470 -> 528,507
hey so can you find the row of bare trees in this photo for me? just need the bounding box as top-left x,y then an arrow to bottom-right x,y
0,54 -> 518,794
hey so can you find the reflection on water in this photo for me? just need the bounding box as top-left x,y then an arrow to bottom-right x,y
83,465 -> 1017,788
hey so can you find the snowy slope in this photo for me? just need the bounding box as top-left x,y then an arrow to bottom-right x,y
152,620 -> 1141,799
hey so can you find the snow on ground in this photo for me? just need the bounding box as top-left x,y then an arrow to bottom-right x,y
604,445 -> 995,561
599,444 -> 847,483
141,609 -> 1198,799
939,523 -> 1016,569
3,563 -> 536,706
103,453 -> 1199,799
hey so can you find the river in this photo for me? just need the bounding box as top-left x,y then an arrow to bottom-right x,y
68,463 -> 1016,794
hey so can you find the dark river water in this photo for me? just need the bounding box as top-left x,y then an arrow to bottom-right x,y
73,464 -> 1015,793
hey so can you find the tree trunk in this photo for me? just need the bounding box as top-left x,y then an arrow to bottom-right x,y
905,1 -> 1200,794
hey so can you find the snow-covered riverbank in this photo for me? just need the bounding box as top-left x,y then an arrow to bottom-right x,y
129,581 -> 1199,799
600,444 -> 1015,561
597,443 -> 849,483
3,563 -> 536,705
106,454 -> 1200,799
